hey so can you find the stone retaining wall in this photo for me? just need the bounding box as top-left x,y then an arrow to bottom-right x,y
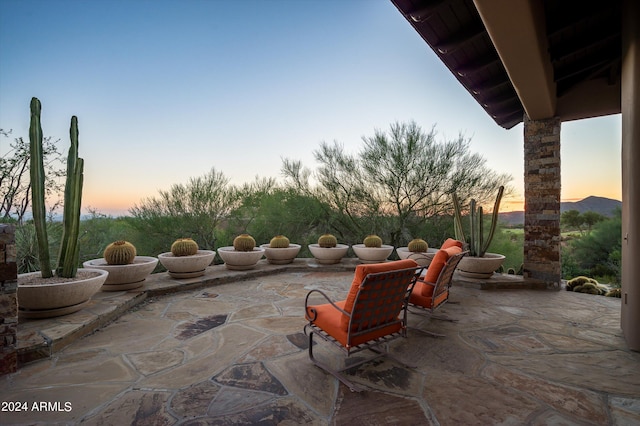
0,224 -> 18,375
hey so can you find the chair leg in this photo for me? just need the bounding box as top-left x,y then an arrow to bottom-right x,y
308,330 -> 364,392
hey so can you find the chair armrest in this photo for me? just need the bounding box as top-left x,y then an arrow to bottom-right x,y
304,289 -> 349,322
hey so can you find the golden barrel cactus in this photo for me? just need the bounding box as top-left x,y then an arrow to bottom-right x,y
408,238 -> 428,253
363,235 -> 382,248
269,235 -> 290,248
171,238 -> 199,257
103,240 -> 137,265
318,234 -> 337,248
233,234 -> 256,251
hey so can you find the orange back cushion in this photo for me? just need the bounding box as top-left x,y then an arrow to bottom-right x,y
342,259 -> 418,329
441,238 -> 463,250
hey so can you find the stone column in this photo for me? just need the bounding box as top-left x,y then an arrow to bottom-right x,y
621,0 -> 640,351
523,115 -> 562,287
0,224 -> 18,375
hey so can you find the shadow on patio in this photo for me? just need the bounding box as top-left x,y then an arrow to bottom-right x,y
2,259 -> 639,425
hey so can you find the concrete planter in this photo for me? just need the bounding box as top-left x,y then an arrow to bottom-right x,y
18,268 -> 109,319
217,247 -> 265,270
457,253 -> 506,279
260,244 -> 301,265
158,250 -> 215,278
308,243 -> 349,264
352,244 -> 394,263
396,247 -> 438,267
83,256 -> 158,291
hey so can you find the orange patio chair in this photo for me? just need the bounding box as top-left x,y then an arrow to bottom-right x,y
304,259 -> 423,392
409,247 -> 467,337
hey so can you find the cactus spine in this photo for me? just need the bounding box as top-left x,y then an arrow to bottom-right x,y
363,235 -> 382,248
453,185 -> 504,257
171,238 -> 199,256
318,234 -> 337,248
104,241 -> 137,265
233,234 -> 256,251
29,98 -> 84,278
269,235 -> 290,248
408,238 -> 428,253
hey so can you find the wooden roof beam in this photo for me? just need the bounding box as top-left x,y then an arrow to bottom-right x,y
473,0 -> 556,120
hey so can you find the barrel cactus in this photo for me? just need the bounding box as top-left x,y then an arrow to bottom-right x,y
566,276 -> 598,291
363,234 -> 382,248
269,235 -> 290,248
233,234 -> 256,251
407,238 -> 428,253
171,238 -> 199,257
103,240 -> 137,265
605,288 -> 621,298
318,234 -> 337,248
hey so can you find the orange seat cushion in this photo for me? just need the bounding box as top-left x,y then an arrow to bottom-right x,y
420,246 -> 462,295
441,238 -> 463,250
409,284 -> 449,309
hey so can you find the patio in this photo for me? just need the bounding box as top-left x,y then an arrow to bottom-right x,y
2,260 -> 639,425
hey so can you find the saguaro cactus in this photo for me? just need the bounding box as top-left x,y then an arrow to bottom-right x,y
452,185 -> 504,257
29,97 -> 85,279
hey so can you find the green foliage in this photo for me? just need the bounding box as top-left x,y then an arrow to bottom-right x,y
561,209 -> 621,285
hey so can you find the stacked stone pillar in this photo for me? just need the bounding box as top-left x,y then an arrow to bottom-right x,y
0,224 -> 18,375
523,115 -> 562,287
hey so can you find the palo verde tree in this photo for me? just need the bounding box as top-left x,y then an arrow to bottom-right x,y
128,167 -> 240,253
283,121 -> 512,247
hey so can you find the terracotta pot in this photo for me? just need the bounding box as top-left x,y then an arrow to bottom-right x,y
217,247 -> 265,270
158,250 -> 215,278
260,243 -> 301,265
308,243 -> 349,264
396,247 -> 438,267
18,268 -> 109,318
457,253 -> 506,279
352,244 -> 394,263
83,256 -> 158,291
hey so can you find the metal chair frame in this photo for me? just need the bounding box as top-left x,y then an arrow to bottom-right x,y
304,265 -> 423,392
409,251 -> 467,337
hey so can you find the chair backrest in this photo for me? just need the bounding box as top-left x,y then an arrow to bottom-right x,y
347,265 -> 423,337
430,250 -> 467,303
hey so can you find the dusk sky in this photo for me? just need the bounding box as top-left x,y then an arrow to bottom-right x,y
0,0 -> 622,216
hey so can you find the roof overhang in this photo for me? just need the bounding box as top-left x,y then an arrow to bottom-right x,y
390,0 -> 622,129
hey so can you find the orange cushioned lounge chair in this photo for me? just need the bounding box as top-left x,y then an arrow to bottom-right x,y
304,259 -> 423,392
409,239 -> 467,337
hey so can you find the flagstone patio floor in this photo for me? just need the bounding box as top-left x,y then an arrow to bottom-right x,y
2,259 -> 639,425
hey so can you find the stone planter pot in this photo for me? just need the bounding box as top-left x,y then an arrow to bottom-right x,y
83,256 -> 158,291
217,247 -> 265,270
457,253 -> 506,279
396,247 -> 438,267
260,244 -> 301,265
352,244 -> 394,263
308,243 -> 349,264
18,268 -> 109,319
158,250 -> 216,278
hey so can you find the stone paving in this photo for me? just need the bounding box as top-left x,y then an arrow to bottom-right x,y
2,260 -> 639,425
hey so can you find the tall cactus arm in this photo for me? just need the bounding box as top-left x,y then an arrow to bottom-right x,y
56,116 -> 83,278
452,192 -> 466,244
469,199 -> 477,256
479,185 -> 504,256
29,97 -> 53,278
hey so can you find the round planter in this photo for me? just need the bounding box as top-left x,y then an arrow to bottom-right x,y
352,244 -> 394,263
308,243 -> 349,265
157,250 -> 215,278
18,268 -> 109,319
396,247 -> 438,267
217,247 -> 265,270
260,243 -> 301,265
457,253 -> 506,279
83,256 -> 158,291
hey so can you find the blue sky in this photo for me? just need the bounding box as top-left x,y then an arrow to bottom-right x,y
0,0 -> 621,216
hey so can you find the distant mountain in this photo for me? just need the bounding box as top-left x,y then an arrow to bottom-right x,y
499,196 -> 621,226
